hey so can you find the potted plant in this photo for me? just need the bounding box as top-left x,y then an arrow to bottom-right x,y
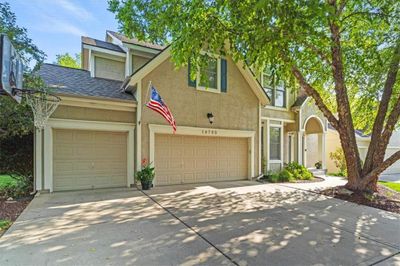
315,161 -> 322,169
135,159 -> 155,190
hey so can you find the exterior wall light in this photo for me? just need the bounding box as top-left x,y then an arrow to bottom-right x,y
207,113 -> 214,124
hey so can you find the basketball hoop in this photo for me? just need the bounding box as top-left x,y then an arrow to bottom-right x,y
13,88 -> 61,130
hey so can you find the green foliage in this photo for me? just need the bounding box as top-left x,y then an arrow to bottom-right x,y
279,169 -> 296,182
329,148 -> 347,177
379,181 -> 400,192
135,159 -> 155,183
265,172 -> 280,183
0,219 -> 11,231
284,162 -> 313,180
0,2 -> 45,192
0,174 -> 32,199
265,163 -> 312,183
108,0 -> 399,132
55,53 -> 81,69
0,174 -> 17,189
0,2 -> 46,68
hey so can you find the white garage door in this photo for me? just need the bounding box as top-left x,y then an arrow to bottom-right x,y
155,134 -> 249,185
383,148 -> 400,174
53,129 -> 127,191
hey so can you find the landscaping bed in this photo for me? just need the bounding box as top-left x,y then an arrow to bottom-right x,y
259,162 -> 323,184
320,185 -> 400,214
258,175 -> 324,184
0,199 -> 31,236
0,174 -> 33,237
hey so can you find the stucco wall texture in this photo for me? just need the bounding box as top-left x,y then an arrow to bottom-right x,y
52,105 -> 136,124
140,56 -> 260,176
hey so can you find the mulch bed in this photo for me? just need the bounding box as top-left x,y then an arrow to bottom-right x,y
0,198 -> 31,221
320,185 -> 400,214
0,197 -> 32,236
258,176 -> 325,184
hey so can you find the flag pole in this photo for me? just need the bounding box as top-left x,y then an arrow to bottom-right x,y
143,81 -> 152,108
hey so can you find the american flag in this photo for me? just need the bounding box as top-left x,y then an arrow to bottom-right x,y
146,85 -> 177,132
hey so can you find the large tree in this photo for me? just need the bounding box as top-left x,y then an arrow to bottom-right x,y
55,53 -> 81,69
109,0 -> 399,192
0,2 -> 46,180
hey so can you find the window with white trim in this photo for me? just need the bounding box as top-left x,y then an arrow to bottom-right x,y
262,68 -> 286,108
269,126 -> 282,160
197,55 -> 220,91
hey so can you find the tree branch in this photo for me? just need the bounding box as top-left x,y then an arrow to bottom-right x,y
363,41 -> 400,173
362,150 -> 400,186
291,65 -> 340,129
328,10 -> 363,175
303,42 -> 331,65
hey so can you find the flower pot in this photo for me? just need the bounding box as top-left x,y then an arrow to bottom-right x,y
141,180 -> 152,190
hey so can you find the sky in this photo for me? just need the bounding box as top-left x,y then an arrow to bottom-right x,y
8,0 -> 119,64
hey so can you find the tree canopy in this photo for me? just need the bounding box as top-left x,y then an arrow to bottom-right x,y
0,2 -> 45,69
55,53 -> 81,69
109,0 -> 400,191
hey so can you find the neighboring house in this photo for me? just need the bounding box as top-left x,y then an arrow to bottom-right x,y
34,30 -> 327,192
326,128 -> 400,175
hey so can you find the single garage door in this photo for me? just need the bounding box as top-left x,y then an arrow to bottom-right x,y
383,148 -> 400,174
53,129 -> 127,191
155,134 -> 248,185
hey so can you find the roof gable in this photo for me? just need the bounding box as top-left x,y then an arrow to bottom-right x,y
126,47 -> 269,105
106,30 -> 165,51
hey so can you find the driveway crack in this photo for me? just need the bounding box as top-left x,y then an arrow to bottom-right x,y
140,189 -> 239,266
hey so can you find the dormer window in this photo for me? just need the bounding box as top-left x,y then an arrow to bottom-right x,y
197,55 -> 220,92
262,68 -> 286,108
188,54 -> 227,93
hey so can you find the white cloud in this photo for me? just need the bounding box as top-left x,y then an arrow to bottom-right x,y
55,0 -> 94,20
35,14 -> 87,36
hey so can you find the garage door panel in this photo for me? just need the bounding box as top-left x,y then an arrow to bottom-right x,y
155,134 -> 248,185
53,129 -> 128,191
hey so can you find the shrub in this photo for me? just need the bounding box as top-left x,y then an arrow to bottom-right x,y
0,175 -> 32,199
329,148 -> 347,177
284,162 -> 313,180
267,172 -> 280,183
279,169 -> 295,182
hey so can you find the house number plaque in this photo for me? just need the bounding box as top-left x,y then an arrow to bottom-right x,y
201,129 -> 218,135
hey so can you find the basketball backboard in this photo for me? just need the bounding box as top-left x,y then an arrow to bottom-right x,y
0,34 -> 23,103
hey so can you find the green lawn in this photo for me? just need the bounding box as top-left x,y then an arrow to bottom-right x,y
379,181 -> 400,192
0,174 -> 17,189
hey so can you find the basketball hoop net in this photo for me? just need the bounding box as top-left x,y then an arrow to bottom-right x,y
13,88 -> 61,130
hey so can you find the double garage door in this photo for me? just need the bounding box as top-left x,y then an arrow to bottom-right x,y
53,129 -> 249,190
53,129 -> 127,191
154,134 -> 249,185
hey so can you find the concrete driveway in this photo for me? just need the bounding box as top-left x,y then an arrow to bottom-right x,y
1,181 -> 399,266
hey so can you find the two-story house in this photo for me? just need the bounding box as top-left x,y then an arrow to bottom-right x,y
34,30 -> 327,192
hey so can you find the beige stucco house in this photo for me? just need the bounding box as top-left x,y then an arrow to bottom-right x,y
34,31 -> 328,192
326,128 -> 400,175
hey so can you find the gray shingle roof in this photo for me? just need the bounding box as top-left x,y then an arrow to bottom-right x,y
107,30 -> 165,51
37,64 -> 135,101
82,36 -> 125,53
292,95 -> 308,108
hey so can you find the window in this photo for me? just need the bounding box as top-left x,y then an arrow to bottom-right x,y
270,126 -> 281,160
262,68 -> 286,108
198,55 -> 220,91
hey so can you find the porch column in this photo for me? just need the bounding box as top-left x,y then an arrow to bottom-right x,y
318,133 -> 326,169
297,131 -> 303,165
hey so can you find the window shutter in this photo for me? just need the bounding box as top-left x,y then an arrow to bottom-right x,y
221,58 -> 227,92
188,61 -> 196,87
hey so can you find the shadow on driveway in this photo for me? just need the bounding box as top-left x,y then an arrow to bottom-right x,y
0,182 -> 399,265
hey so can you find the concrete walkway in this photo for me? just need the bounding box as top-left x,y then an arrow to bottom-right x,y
1,180 -> 399,266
